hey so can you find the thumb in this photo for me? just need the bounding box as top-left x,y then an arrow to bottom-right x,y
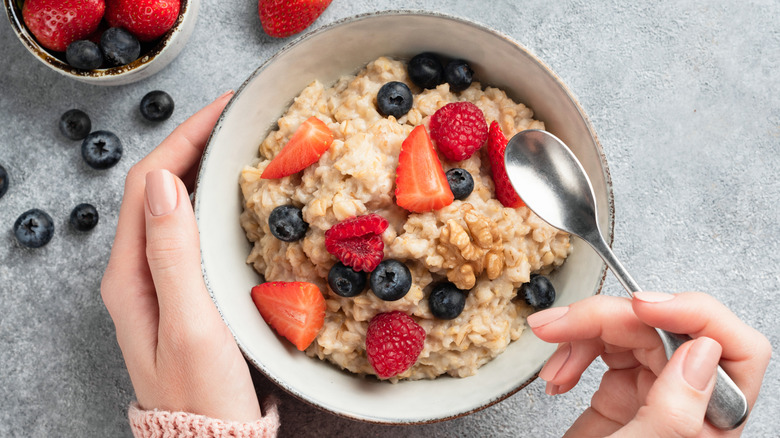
618,337 -> 722,438
144,169 -> 215,322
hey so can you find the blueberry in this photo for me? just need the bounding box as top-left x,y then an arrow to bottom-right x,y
328,262 -> 368,297
81,130 -> 123,170
520,274 -> 556,309
370,259 -> 412,301
268,205 -> 308,242
444,59 -> 474,92
376,81 -> 413,119
70,203 -> 99,231
13,208 -> 54,248
140,90 -> 175,122
100,27 -> 140,66
59,109 -> 92,141
66,40 -> 103,70
408,52 -> 443,89
429,282 -> 467,319
0,164 -> 8,200
446,168 -> 474,200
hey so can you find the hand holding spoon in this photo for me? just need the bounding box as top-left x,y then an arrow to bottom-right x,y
503,129 -> 748,430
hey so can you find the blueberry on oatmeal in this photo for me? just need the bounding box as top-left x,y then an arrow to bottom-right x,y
370,260 -> 412,301
268,205 -> 308,242
407,52 -> 443,89
328,262 -> 367,297
444,59 -> 474,92
429,282 -> 467,320
445,168 -> 474,200
520,274 -> 556,309
376,81 -> 413,119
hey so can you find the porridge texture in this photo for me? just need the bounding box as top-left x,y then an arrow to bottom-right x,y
239,56 -> 571,380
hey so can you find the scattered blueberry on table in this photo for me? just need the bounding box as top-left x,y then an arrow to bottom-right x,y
328,262 -> 368,297
370,259 -> 412,301
70,203 -> 99,232
520,274 -> 556,309
429,282 -> 467,319
268,205 -> 308,242
13,208 -> 55,248
376,81 -> 413,118
445,168 -> 474,200
59,109 -> 92,141
81,130 -> 123,170
140,91 -> 175,122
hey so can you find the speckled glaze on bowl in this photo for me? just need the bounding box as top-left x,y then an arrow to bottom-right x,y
3,0 -> 199,86
195,10 -> 614,425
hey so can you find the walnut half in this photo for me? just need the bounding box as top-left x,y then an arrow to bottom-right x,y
435,204 -> 505,289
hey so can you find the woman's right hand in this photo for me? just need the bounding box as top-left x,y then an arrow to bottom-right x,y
528,291 -> 771,437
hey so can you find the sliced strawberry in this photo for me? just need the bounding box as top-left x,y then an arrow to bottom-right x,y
258,0 -> 332,38
394,125 -> 454,213
261,116 -> 334,179
487,121 -> 525,208
251,281 -> 326,351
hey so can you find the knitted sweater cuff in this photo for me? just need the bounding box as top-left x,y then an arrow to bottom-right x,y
128,397 -> 280,438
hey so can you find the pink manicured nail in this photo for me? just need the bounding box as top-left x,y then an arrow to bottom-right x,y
545,382 -> 561,396
633,291 -> 675,303
683,337 -> 722,391
218,89 -> 235,100
539,343 -> 571,382
527,306 -> 569,328
146,169 -> 178,216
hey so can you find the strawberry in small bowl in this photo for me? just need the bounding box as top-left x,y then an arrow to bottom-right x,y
3,0 -> 199,85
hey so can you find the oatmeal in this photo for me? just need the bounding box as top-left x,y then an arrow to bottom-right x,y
239,56 -> 571,380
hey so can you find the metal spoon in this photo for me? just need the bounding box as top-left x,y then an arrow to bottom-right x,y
504,129 -> 748,430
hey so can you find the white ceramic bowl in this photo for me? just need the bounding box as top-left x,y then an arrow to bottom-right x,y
195,10 -> 613,424
3,0 -> 199,86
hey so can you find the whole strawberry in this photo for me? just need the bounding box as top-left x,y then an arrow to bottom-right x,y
259,0 -> 332,38
22,0 -> 106,52
105,0 -> 180,42
365,311 -> 426,379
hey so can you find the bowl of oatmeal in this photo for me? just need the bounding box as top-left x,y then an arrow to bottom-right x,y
195,10 -> 613,424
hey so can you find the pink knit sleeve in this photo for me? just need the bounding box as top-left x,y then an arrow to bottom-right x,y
127,396 -> 280,438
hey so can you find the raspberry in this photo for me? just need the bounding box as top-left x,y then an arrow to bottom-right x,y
325,214 -> 389,272
365,311 -> 426,378
487,121 -> 525,208
429,101 -> 488,162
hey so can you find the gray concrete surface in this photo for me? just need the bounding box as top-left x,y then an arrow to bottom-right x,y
1,1 -> 778,436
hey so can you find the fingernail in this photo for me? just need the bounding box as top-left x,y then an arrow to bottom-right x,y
539,343 -> 571,382
146,169 -> 178,216
545,382 -> 561,396
683,337 -> 722,391
527,306 -> 569,328
633,291 -> 675,303
218,89 -> 234,100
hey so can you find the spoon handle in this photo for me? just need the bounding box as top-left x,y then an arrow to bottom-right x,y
583,230 -> 749,430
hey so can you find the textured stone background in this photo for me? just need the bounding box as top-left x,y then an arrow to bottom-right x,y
1,0 -> 778,436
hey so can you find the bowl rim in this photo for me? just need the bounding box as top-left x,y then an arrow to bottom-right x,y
195,9 -> 615,425
3,0 -> 192,80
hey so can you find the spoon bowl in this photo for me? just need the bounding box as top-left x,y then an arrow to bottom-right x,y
504,129 -> 748,430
